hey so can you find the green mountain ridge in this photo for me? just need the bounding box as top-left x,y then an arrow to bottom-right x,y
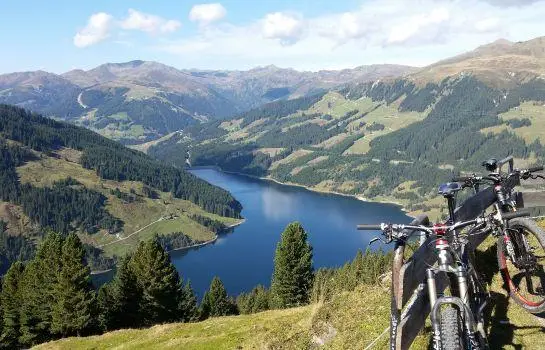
0,62 -> 415,145
0,104 -> 242,272
149,70 -> 545,219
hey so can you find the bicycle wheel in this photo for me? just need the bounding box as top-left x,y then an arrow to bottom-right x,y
497,218 -> 545,314
440,305 -> 463,350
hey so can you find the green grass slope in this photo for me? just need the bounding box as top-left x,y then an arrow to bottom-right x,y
36,238 -> 545,350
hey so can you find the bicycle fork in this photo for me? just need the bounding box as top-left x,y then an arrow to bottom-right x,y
427,268 -> 484,349
427,235 -> 486,349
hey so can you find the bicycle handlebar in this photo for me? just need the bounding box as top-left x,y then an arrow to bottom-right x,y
356,224 -> 383,230
357,208 -> 531,245
453,164 -> 543,187
452,176 -> 473,183
502,210 -> 531,220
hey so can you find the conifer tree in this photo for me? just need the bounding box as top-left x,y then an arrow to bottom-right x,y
19,232 -> 63,346
96,284 -> 115,332
0,261 -> 25,348
236,285 -> 270,314
270,222 -> 313,308
0,294 -> 3,347
51,233 -> 95,337
105,254 -> 142,329
129,237 -> 183,326
200,276 -> 237,319
179,282 -> 198,322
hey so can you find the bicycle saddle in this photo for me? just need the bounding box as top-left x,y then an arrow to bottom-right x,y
482,158 -> 498,172
438,182 -> 462,197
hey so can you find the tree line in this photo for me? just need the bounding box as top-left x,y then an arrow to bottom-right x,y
0,220 -> 392,348
0,104 -> 242,219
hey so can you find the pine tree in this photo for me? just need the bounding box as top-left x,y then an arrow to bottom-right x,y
236,285 -> 270,314
179,282 -> 198,322
0,261 -> 25,348
129,237 -> 183,326
105,255 -> 142,329
200,276 -> 237,319
51,233 -> 95,337
270,222 -> 314,308
96,284 -> 115,332
19,232 -> 63,346
0,293 -> 3,348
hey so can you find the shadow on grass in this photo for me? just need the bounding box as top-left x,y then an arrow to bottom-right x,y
478,241 -> 545,349
420,241 -> 545,349
486,291 -> 545,349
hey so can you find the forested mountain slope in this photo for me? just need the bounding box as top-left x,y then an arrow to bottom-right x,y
149,37 -> 545,218
0,62 -> 414,145
0,104 -> 242,272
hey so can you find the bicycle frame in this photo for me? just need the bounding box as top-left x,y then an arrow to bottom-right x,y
426,225 -> 486,350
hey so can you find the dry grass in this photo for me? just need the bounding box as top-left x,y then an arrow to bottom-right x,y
35,285 -> 393,350
308,155 -> 329,165
219,118 -> 243,131
225,119 -> 270,142
343,101 -> 427,155
307,92 -> 376,119
269,149 -> 313,170
129,132 -> 179,154
314,133 -> 350,149
496,101 -> 545,144
254,147 -> 285,157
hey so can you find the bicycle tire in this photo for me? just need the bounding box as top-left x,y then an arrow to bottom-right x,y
497,217 -> 545,314
440,305 -> 463,350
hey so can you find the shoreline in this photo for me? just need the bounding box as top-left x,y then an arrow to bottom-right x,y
189,165 -> 412,215
169,218 -> 246,252
91,219 -> 247,276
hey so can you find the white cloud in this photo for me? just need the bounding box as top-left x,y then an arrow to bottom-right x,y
483,0 -> 543,7
73,12 -> 113,48
189,3 -> 227,26
387,7 -> 450,45
475,17 -> 500,32
262,12 -> 304,45
120,9 -> 181,34
79,0 -> 544,71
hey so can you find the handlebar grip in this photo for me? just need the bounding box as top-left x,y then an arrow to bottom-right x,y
452,176 -> 472,182
357,224 -> 382,230
503,210 -> 531,220
528,166 -> 544,173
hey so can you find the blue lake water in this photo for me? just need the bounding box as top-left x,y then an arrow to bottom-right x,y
171,168 -> 411,298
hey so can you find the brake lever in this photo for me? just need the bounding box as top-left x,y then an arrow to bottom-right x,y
368,237 -> 381,246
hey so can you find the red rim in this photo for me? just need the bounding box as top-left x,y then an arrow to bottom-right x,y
499,247 -> 545,308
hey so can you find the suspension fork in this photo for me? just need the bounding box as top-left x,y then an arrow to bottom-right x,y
428,236 -> 483,349
430,297 -> 482,350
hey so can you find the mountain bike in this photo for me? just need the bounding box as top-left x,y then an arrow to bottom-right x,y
358,207 -> 530,349
453,156 -> 545,314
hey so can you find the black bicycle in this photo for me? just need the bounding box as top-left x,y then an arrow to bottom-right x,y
358,208 -> 530,349
453,156 -> 545,314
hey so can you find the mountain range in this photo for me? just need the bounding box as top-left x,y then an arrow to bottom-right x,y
147,35 -> 545,220
0,61 -> 414,144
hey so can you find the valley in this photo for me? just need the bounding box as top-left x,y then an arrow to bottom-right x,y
147,37 -> 545,221
2,18 -> 545,348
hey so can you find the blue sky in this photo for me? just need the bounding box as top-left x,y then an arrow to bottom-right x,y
1,0 -> 545,74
